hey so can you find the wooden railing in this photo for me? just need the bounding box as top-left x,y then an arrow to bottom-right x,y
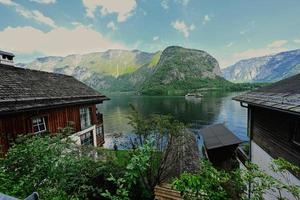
96,124 -> 105,146
236,146 -> 249,166
96,113 -> 103,125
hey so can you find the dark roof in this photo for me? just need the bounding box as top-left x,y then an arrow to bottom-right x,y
233,73 -> 300,114
0,50 -> 14,57
160,129 -> 200,182
201,124 -> 242,150
0,64 -> 108,114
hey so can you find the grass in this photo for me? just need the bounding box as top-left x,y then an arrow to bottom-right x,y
97,148 -> 133,167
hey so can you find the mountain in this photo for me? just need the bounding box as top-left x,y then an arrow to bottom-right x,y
17,49 -> 161,91
222,49 -> 300,83
139,46 -> 229,95
18,46 -> 232,95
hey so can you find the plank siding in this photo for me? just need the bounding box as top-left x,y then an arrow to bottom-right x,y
0,104 -> 103,154
250,106 -> 300,168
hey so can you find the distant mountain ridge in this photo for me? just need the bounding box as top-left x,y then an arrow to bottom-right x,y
18,46 -> 228,95
17,49 -> 161,91
222,49 -> 300,83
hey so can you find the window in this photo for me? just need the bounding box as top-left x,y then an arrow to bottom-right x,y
96,125 -> 103,137
80,107 -> 91,130
80,131 -> 93,146
32,117 -> 47,133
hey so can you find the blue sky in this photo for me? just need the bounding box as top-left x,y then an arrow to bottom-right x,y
0,0 -> 300,67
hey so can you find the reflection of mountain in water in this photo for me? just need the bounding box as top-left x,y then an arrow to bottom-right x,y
97,91 -> 248,149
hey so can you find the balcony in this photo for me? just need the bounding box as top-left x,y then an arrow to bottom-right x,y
96,113 -> 103,125
0,58 -> 14,66
96,124 -> 105,146
69,125 -> 97,147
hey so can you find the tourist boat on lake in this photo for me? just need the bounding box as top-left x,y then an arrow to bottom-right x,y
185,93 -> 203,99
184,93 -> 203,103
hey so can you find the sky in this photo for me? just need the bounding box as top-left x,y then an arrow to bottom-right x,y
0,0 -> 300,68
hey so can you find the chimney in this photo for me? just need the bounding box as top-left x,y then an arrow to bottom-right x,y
0,50 -> 15,66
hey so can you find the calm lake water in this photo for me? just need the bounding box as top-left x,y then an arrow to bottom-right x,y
97,91 -> 249,149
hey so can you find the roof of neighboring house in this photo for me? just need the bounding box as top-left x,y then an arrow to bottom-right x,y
201,124 -> 242,150
160,129 -> 200,182
0,64 -> 109,114
0,50 -> 15,57
233,73 -> 300,115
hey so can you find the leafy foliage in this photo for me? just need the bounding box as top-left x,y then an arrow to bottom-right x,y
172,160 -> 231,200
0,134 -> 106,199
172,159 -> 300,200
101,140 -> 153,200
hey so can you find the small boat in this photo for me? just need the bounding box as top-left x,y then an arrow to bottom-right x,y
185,93 -> 203,103
185,93 -> 203,99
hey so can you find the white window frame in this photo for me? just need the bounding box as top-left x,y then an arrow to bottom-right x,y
80,131 -> 93,146
80,107 -> 92,130
32,116 -> 47,134
96,125 -> 103,136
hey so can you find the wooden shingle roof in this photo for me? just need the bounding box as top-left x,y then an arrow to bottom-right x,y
0,64 -> 108,114
0,50 -> 14,57
160,129 -> 200,182
201,124 -> 242,150
233,73 -> 300,115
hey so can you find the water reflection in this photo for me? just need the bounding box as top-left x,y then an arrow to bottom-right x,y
97,91 -> 248,149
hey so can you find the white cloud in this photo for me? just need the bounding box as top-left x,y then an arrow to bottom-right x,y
171,20 -> 195,38
107,21 -> 117,31
161,0 -> 169,10
161,0 -> 189,9
153,36 -> 159,41
0,25 -> 125,56
226,42 -> 234,48
220,40 -> 289,67
0,0 -> 57,28
82,0 -> 137,22
239,20 -> 255,35
176,0 -> 190,6
294,39 -> 300,44
71,21 -> 82,26
202,15 -> 211,25
0,0 -> 17,6
232,47 -> 286,61
267,40 -> 288,48
29,0 -> 56,4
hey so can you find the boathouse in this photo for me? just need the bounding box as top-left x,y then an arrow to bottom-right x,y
201,124 -> 242,170
0,51 -> 109,155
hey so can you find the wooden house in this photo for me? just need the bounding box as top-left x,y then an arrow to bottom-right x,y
0,51 -> 109,155
234,74 -> 300,198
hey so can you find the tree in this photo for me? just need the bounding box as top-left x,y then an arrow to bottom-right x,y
0,134 -> 105,199
127,106 -> 187,192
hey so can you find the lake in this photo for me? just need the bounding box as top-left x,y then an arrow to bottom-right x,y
97,91 -> 249,149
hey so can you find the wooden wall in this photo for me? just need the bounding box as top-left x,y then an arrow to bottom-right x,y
250,106 -> 300,168
0,104 -> 100,155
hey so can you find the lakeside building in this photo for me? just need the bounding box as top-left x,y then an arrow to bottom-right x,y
234,73 -> 300,199
201,123 -> 242,170
0,50 -> 109,155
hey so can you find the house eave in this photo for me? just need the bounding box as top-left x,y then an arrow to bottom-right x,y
0,97 -> 109,116
233,97 -> 300,116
